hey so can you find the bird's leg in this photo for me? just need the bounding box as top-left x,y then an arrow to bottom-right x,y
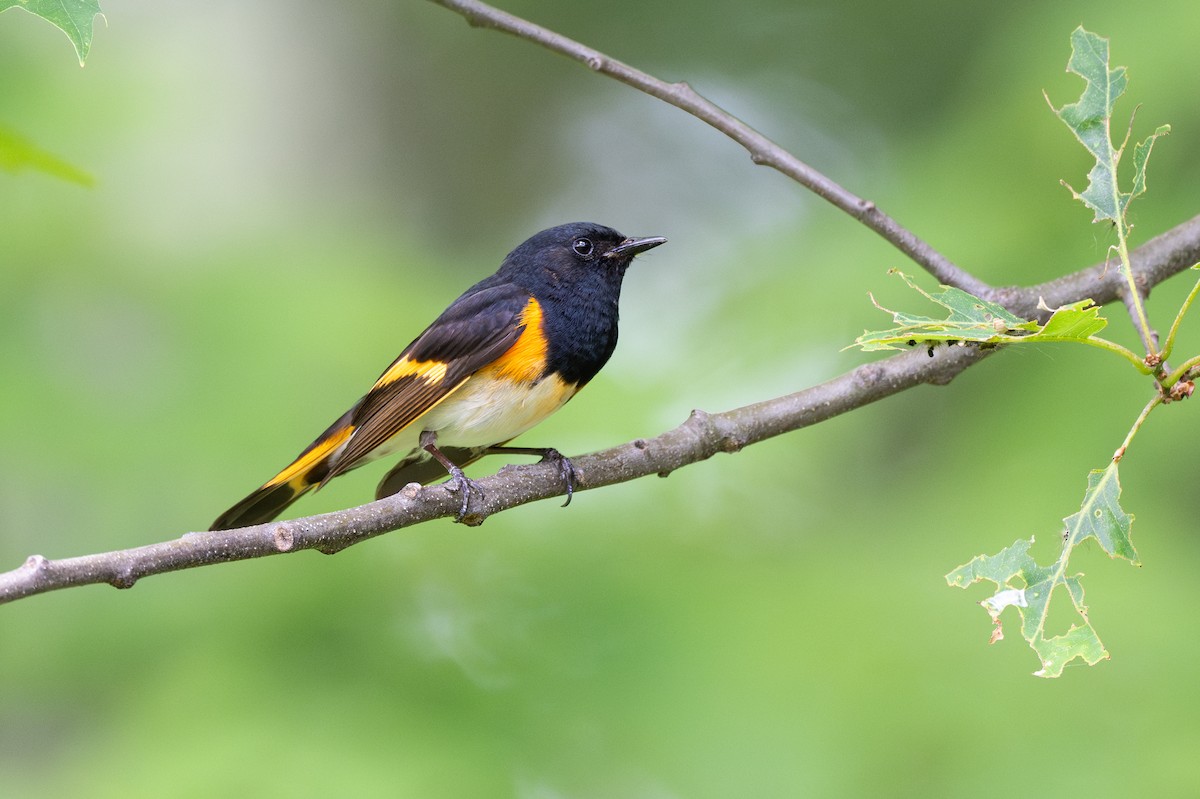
420,430 -> 481,522
485,445 -> 577,507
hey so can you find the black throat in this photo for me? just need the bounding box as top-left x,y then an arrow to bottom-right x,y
533,264 -> 627,387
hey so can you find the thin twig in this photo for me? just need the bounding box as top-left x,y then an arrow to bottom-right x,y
430,1 -> 1200,327
427,0 -> 991,297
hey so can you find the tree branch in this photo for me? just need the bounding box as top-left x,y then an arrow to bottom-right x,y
426,0 -> 991,297
429,0 -> 1200,320
0,344 -> 992,605
987,214 -> 1200,318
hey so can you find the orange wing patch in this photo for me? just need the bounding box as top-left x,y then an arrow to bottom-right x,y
374,356 -> 450,389
488,298 -> 548,383
264,423 -> 355,488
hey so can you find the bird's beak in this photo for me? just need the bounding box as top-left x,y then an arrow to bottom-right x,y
604,236 -> 667,259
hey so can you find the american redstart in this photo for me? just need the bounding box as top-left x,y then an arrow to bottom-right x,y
211,222 -> 666,530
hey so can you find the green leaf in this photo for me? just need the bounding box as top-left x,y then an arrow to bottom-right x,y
1063,465 -> 1139,564
1031,298 -> 1108,341
850,270 -> 1106,352
0,125 -> 94,186
1130,124 -> 1171,201
0,0 -> 104,65
946,463 -> 1139,678
1048,27 -> 1169,224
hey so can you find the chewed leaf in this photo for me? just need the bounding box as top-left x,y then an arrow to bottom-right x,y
1032,299 -> 1108,340
1063,467 -> 1139,564
1052,28 -> 1124,221
851,271 -> 1105,352
947,537 -> 1039,591
1031,624 -> 1108,679
1130,124 -> 1171,201
946,462 -> 1137,678
0,0 -> 104,65
1048,27 -> 1169,223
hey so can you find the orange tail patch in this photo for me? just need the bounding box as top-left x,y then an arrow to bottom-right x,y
210,423 -> 355,530
265,423 -> 355,488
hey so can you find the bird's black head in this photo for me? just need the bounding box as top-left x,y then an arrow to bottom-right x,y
499,222 -> 666,287
493,222 -> 666,386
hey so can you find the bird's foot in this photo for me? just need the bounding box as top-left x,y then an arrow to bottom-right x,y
482,444 -> 579,508
443,464 -> 484,524
536,448 -> 577,507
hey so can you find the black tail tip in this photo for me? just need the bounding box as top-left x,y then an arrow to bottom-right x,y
210,482 -> 306,530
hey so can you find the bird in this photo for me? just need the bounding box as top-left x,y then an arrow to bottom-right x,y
210,222 -> 666,530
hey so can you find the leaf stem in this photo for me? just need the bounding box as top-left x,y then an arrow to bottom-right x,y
1112,394 -> 1162,462
1158,268 -> 1200,362
1115,228 -> 1158,358
1070,335 -> 1155,373
1161,353 -> 1200,388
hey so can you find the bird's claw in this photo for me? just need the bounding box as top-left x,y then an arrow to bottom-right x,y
445,468 -> 483,523
538,448 -> 577,507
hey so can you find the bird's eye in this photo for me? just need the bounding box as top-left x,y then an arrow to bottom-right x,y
572,238 -> 594,257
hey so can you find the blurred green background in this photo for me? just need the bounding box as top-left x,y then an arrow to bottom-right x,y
3,1 -> 1200,796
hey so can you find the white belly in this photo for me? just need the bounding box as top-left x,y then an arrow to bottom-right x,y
357,371 -> 578,466
422,372 -> 576,446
